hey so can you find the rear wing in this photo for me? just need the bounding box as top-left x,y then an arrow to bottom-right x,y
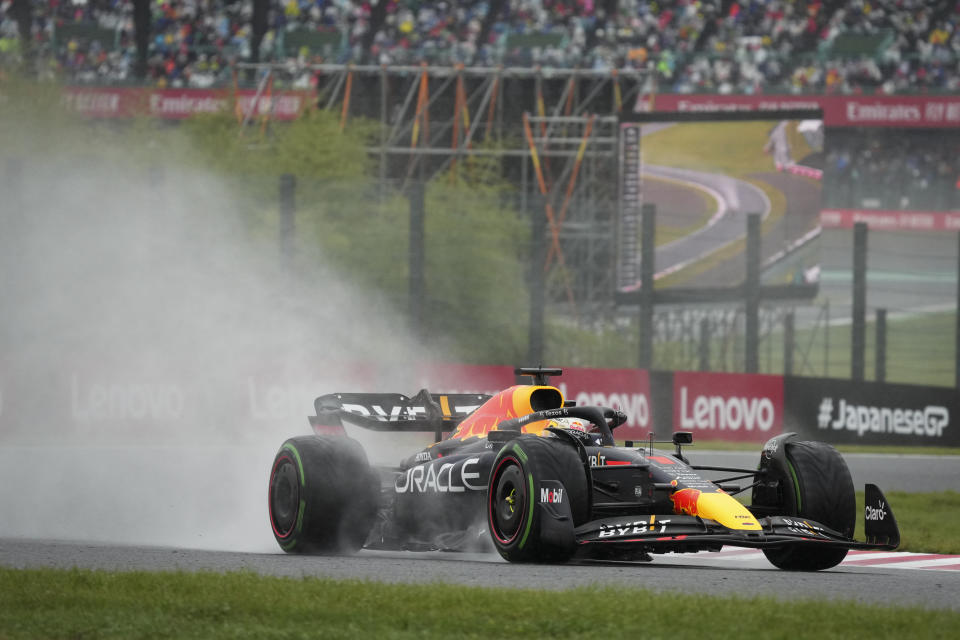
310,389 -> 490,441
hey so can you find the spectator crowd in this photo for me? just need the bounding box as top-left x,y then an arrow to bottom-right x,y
0,0 -> 958,93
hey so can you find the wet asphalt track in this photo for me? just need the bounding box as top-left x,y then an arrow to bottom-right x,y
3,538 -> 959,612
643,164 -> 771,281
818,228 -> 958,320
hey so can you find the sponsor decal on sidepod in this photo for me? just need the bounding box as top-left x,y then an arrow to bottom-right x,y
540,487 -> 564,504
395,457 -> 484,494
670,488 -> 702,516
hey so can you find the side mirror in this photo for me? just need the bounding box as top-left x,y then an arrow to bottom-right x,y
672,431 -> 693,445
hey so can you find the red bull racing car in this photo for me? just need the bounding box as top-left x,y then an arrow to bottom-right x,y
268,367 -> 900,570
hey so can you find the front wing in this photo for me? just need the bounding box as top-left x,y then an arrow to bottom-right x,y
575,484 -> 900,555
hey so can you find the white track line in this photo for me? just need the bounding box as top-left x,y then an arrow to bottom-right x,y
662,549 -> 960,571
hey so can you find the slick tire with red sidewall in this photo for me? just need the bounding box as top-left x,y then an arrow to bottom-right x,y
762,440 -> 856,571
487,434 -> 588,563
268,435 -> 379,554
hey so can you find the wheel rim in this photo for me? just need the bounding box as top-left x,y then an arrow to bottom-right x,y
490,457 -> 525,545
269,456 -> 300,538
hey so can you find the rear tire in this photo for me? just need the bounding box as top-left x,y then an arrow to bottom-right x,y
268,435 -> 379,554
761,440 -> 855,571
487,435 -> 588,563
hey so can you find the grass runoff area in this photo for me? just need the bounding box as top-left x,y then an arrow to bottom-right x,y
854,490 -> 960,554
755,310 -> 959,389
1,567 -> 959,640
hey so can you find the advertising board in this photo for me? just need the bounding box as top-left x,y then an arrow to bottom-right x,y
784,376 -> 959,447
672,371 -> 785,443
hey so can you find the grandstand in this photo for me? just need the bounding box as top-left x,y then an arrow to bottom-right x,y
4,1 -> 956,216
0,1 -> 958,93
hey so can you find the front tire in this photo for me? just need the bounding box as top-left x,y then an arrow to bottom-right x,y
268,435 -> 379,554
761,440 -> 856,571
487,435 -> 588,563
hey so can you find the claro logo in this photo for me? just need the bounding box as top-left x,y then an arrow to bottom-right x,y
817,398 -> 948,438
678,386 -> 775,432
865,501 -> 887,522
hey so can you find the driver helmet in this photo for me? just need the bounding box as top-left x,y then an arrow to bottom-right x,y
549,417 -> 592,433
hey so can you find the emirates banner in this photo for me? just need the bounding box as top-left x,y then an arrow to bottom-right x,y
60,87 -> 960,129
647,93 -> 960,129
62,86 -> 310,120
784,376 -> 960,447
821,208 -> 960,231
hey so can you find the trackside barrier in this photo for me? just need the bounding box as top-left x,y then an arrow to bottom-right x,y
783,376 -> 959,447
1,365 -> 956,447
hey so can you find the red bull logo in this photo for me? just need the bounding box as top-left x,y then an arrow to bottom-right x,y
670,488 -> 701,516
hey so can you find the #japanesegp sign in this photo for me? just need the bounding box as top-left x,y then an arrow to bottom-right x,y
784,377 -> 958,447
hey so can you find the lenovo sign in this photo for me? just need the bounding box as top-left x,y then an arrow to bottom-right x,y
557,367 -> 652,441
673,372 -> 784,443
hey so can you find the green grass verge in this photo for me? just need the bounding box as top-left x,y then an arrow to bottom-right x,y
1,568 -> 958,639
856,490 -> 960,554
774,310 -> 958,388
641,121 -> 814,177
617,307 -> 959,388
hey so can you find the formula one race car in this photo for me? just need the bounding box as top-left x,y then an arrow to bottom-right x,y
267,367 -> 900,570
